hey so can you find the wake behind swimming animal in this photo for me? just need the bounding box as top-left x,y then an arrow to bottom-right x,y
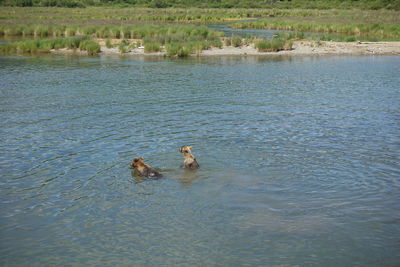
130,157 -> 163,178
179,145 -> 200,170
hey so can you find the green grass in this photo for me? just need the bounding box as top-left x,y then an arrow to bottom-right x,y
255,38 -> 293,52
230,36 -> 243,47
0,36 -> 102,54
118,39 -> 130,53
232,15 -> 400,41
1,0 -> 399,10
165,43 -> 191,57
144,42 -> 161,53
1,7 -> 397,32
105,38 -> 113,48
79,39 -> 101,55
0,7 -> 399,43
0,21 -> 224,57
1,6 -> 399,57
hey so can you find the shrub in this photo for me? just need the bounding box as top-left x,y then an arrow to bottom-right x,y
18,40 -> 39,53
37,39 -> 55,51
82,26 -> 97,36
231,35 -> 242,47
65,35 -> 88,49
255,38 -> 289,52
118,39 -> 130,53
105,39 -> 113,48
209,38 -> 223,48
255,40 -> 272,52
65,26 -> 77,37
165,43 -> 191,57
0,36 -> 100,54
0,44 -> 18,54
79,39 -> 101,55
35,26 -> 51,37
345,36 -> 357,42
144,42 -> 161,53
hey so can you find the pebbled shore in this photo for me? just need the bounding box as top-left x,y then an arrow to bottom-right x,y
51,40 -> 400,56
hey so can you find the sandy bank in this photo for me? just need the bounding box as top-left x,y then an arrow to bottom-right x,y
198,41 -> 400,56
288,41 -> 400,56
51,40 -> 400,57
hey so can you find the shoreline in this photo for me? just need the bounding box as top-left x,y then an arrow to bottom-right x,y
50,40 -> 400,57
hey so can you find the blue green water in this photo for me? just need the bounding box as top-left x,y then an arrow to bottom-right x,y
1,54 -> 399,266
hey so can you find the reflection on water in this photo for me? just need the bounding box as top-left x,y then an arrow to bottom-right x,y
207,23 -> 286,39
1,54 -> 400,266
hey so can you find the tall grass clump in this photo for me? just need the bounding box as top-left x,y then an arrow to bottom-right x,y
65,26 -> 78,37
165,42 -> 191,57
255,38 -> 292,52
233,19 -> 400,41
79,39 -> 101,55
118,39 -> 130,53
0,43 -> 18,54
0,36 -> 101,54
208,37 -> 223,48
144,42 -> 161,53
64,35 -> 89,49
105,39 -> 113,48
230,35 -> 243,47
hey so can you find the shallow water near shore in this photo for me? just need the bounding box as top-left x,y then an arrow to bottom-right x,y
1,54 -> 400,266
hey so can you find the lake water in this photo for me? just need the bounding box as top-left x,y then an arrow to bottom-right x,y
1,54 -> 399,266
207,24 -> 341,40
208,23 -> 286,39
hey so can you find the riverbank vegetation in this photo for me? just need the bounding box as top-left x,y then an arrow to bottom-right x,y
0,6 -> 399,56
1,7 -> 398,40
232,17 -> 400,41
1,8 -> 398,39
0,35 -> 101,54
1,7 -> 399,27
0,23 -> 225,56
1,0 -> 399,10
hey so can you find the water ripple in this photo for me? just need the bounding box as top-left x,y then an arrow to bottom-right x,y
1,55 -> 399,266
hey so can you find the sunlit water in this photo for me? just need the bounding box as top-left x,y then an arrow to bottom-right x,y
1,54 -> 399,266
208,23 -> 285,38
207,24 -> 341,40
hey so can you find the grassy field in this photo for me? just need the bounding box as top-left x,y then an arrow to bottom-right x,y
1,7 -> 399,38
2,7 -> 399,27
0,7 -> 399,56
232,9 -> 400,41
0,35 -> 101,54
1,0 -> 399,10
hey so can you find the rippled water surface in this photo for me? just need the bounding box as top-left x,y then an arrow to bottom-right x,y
1,54 -> 400,266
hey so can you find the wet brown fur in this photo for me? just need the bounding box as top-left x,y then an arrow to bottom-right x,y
130,157 -> 162,178
179,146 -> 200,170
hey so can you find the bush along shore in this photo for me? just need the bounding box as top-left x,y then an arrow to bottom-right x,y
232,19 -> 400,42
2,33 -> 400,57
0,24 -> 223,56
0,9 -> 398,57
0,34 -> 297,57
0,21 -> 296,57
0,36 -> 101,55
1,0 -> 399,10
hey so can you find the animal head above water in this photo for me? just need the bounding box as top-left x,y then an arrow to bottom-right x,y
130,157 -> 144,168
179,145 -> 193,154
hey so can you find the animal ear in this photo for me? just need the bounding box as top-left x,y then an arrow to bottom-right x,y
139,157 -> 144,160
188,146 -> 192,149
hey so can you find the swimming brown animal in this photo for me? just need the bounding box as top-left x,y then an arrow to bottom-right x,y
130,157 -> 163,178
179,145 -> 200,170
